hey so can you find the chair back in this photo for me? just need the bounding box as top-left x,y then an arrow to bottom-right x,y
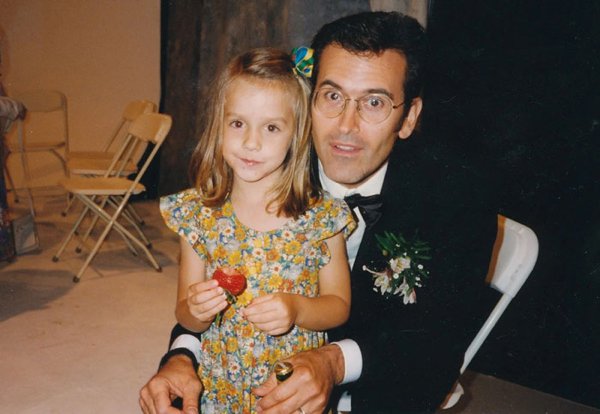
102,100 -> 156,154
461,215 -> 538,373
128,112 -> 172,145
122,100 -> 156,122
103,112 -> 171,180
487,215 -> 539,297
13,90 -> 67,113
14,90 -> 69,152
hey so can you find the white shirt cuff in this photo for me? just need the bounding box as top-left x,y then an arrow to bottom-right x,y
170,334 -> 202,363
332,339 -> 362,384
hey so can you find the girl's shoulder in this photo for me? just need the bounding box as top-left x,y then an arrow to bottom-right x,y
160,187 -> 207,216
308,190 -> 350,214
301,191 -> 355,239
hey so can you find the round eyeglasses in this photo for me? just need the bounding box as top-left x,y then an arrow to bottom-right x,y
313,87 -> 404,124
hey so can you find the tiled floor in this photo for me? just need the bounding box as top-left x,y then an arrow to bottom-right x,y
1,193 -> 598,413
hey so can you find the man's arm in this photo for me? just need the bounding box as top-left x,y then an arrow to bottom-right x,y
139,353 -> 201,414
139,324 -> 203,414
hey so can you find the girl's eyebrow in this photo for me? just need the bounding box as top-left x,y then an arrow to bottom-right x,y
224,112 -> 291,125
317,79 -> 396,100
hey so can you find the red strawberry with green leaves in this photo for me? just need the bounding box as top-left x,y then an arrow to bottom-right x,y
213,268 -> 246,302
213,268 -> 246,326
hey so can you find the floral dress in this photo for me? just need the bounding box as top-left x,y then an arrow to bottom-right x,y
160,188 -> 355,413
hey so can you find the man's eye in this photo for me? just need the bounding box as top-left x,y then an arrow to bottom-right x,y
324,90 -> 342,102
362,95 -> 388,110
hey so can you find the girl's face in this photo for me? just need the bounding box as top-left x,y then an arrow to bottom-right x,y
222,76 -> 296,189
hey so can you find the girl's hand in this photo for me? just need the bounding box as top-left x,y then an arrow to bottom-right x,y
187,279 -> 228,324
242,293 -> 297,335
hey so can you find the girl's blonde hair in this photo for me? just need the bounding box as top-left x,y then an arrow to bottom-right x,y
189,47 -> 319,218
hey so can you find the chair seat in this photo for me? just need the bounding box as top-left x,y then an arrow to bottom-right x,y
60,176 -> 145,196
21,140 -> 66,150
67,157 -> 137,176
68,150 -> 114,160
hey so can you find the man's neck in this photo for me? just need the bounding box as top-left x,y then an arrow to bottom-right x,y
319,161 -> 388,198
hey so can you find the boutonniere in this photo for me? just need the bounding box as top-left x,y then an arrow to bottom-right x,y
363,231 -> 431,304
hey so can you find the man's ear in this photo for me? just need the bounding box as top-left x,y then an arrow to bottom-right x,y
398,97 -> 423,140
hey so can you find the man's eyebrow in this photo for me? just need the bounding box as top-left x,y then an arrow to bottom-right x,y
317,79 -> 398,100
317,79 -> 343,90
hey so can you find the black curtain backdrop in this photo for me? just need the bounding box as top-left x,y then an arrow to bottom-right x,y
426,0 -> 600,407
157,0 -> 600,408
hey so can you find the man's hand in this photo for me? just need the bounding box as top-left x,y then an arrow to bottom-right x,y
139,354 -> 202,414
253,344 -> 345,414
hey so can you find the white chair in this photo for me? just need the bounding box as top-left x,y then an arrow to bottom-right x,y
440,214 -> 539,409
52,112 -> 172,283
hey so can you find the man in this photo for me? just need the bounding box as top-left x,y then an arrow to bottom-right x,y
140,11 -> 498,414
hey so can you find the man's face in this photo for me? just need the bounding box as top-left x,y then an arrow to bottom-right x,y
311,45 -> 422,188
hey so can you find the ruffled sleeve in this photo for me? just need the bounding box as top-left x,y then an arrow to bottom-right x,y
303,192 -> 356,268
159,188 -> 208,258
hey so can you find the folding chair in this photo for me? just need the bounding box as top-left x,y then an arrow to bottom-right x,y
440,215 -> 539,409
52,112 -> 172,283
8,90 -> 69,205
62,99 -> 156,216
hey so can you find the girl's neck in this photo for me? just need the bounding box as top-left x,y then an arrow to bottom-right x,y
230,181 -> 289,232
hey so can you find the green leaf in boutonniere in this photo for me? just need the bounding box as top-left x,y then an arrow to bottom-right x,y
363,231 -> 431,304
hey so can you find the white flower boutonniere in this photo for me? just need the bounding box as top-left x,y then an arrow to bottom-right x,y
363,231 -> 431,304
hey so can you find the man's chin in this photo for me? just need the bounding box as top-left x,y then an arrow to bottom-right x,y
324,168 -> 367,188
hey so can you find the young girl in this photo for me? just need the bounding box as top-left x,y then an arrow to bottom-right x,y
160,48 -> 355,413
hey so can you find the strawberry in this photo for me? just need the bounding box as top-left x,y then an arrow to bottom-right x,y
213,268 -> 246,327
213,268 -> 246,300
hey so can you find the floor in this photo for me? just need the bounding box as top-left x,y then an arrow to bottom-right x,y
1,192 -> 598,414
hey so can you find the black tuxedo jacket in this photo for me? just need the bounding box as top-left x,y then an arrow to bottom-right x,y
169,136 -> 499,413
327,138 -> 499,413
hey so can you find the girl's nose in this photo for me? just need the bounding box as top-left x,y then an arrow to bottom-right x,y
242,129 -> 261,151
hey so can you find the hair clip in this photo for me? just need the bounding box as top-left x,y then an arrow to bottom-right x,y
291,46 -> 314,78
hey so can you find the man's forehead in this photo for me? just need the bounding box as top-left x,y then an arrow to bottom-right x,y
316,45 -> 407,97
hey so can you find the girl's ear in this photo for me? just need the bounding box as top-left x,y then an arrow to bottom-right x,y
398,97 -> 423,140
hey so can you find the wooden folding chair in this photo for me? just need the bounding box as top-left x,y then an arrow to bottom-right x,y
52,112 -> 172,282
62,99 -> 156,216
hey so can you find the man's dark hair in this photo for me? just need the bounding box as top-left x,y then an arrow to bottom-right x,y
310,11 -> 428,104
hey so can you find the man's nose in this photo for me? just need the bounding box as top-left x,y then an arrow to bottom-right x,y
338,100 -> 360,134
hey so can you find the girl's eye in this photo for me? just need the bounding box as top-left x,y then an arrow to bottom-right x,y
267,124 -> 280,132
229,120 -> 243,128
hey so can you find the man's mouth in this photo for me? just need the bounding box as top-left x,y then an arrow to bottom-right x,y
331,142 -> 361,155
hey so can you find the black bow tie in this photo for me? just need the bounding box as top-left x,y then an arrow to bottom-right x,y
344,193 -> 383,228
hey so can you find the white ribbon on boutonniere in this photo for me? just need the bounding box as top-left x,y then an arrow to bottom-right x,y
363,231 -> 431,304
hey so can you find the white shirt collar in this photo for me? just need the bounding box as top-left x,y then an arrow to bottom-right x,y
318,160 -> 388,198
